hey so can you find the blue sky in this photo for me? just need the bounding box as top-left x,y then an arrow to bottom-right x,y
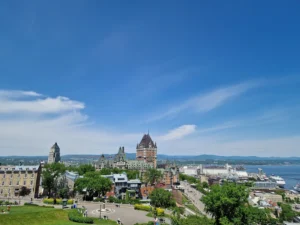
0,1 -> 300,156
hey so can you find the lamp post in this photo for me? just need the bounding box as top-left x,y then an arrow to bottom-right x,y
99,202 -> 102,219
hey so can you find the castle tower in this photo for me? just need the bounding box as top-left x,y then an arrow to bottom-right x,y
48,142 -> 61,164
136,134 -> 157,168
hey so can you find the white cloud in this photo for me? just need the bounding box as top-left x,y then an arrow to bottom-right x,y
0,90 -> 140,156
149,81 -> 261,122
0,90 -> 41,98
159,125 -> 196,141
0,90 -> 84,114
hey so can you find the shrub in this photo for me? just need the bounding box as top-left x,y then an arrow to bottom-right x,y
134,204 -> 164,216
24,203 -> 39,206
156,208 -> 164,216
134,204 -> 152,211
43,198 -> 73,205
68,209 -> 94,224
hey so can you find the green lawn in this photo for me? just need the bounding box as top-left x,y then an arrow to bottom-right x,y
0,206 -> 117,225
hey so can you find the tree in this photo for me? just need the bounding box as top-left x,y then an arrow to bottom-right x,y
58,187 -> 69,199
149,188 -> 175,208
279,203 -> 297,222
74,171 -> 112,198
202,182 -> 209,189
171,215 -> 214,225
202,183 -> 277,225
201,183 -> 249,225
42,163 -> 66,197
19,186 -> 31,197
144,169 -> 163,185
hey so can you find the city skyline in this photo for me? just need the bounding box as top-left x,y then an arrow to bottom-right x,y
1,1 -> 300,156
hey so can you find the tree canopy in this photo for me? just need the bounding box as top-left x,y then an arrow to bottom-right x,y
144,169 -> 163,185
201,183 -> 278,225
19,186 -> 31,197
149,188 -> 175,208
74,171 -> 112,197
42,162 -> 66,197
68,164 -> 95,175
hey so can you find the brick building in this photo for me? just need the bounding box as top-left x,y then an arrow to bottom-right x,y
136,134 -> 157,168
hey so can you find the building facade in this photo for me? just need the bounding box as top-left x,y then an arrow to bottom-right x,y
136,134 -> 157,168
95,145 -> 154,171
102,173 -> 141,199
0,165 -> 41,198
48,142 -> 61,164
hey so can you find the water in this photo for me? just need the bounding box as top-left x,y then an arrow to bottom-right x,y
245,165 -> 300,190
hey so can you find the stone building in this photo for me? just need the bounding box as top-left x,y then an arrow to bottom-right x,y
158,162 -> 180,186
48,142 -> 61,164
136,134 -> 157,168
95,146 -> 153,171
0,164 -> 41,198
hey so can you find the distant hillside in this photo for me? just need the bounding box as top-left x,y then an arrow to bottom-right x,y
1,154 -> 299,161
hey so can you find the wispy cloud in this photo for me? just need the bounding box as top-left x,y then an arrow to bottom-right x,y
148,80 -> 261,122
0,89 -> 141,155
0,90 -> 84,114
159,125 -> 196,141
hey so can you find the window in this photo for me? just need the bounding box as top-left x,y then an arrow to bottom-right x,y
24,181 -> 26,185
10,174 -> 13,178
3,174 -> 5,178
25,173 -> 27,178
0,189 -> 2,194
17,181 -> 19,185
9,181 -> 12,185
31,173 -> 34,178
30,181 -> 33,186
1,181 -> 4,185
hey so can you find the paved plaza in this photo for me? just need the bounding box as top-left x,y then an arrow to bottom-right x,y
79,202 -> 153,225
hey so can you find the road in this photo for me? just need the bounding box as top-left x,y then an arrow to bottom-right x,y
181,181 -> 208,216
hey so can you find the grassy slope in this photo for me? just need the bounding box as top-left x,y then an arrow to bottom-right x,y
0,206 -> 117,225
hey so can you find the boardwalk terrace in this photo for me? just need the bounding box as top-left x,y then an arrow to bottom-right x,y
0,165 -> 41,198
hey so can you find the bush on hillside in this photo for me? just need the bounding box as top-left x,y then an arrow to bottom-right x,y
134,204 -> 164,216
68,210 -> 94,224
43,198 -> 73,205
24,203 -> 39,206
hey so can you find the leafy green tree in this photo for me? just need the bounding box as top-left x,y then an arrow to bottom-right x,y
144,169 -> 163,185
58,187 -> 69,198
202,183 -> 277,225
42,163 -> 66,197
172,215 -> 214,225
279,203 -> 297,222
201,183 -> 249,225
149,188 -> 175,208
202,182 -> 209,189
74,171 -> 112,198
19,186 -> 31,197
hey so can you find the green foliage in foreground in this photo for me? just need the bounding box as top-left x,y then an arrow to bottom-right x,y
43,198 -> 74,205
0,206 -> 117,225
171,215 -> 214,225
201,183 -> 277,225
149,188 -> 176,208
68,209 -> 93,224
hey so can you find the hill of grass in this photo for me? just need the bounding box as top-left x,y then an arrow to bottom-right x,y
0,206 -> 117,225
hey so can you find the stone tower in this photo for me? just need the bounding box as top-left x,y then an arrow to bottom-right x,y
136,134 -> 157,168
48,142 -> 61,164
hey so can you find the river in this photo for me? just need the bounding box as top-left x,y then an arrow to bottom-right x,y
244,165 -> 300,190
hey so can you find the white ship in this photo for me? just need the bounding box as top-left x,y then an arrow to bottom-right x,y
294,183 -> 300,192
269,175 -> 286,188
